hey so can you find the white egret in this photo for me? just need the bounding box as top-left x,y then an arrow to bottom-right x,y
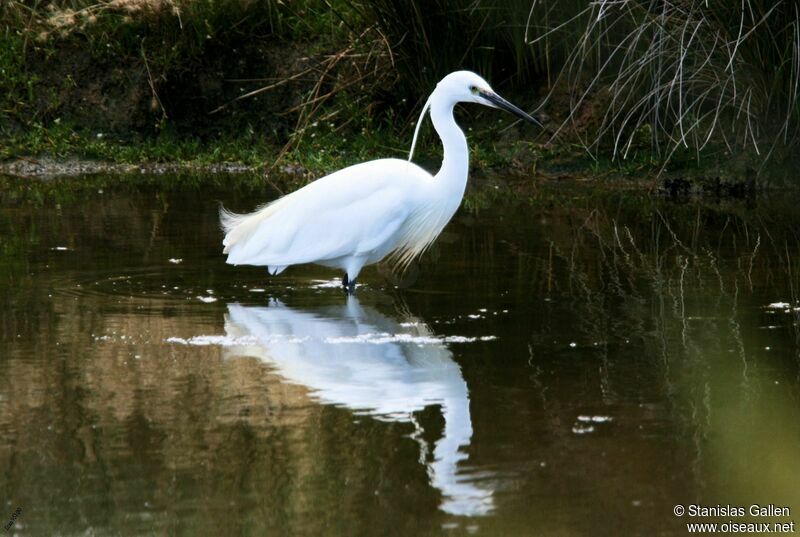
221,70 -> 539,291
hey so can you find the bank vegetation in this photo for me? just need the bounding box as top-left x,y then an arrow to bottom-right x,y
2,0 -> 799,184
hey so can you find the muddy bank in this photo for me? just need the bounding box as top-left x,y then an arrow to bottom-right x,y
0,156 -> 763,201
0,158 -> 258,179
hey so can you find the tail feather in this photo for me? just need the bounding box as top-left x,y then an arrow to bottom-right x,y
220,198 -> 290,254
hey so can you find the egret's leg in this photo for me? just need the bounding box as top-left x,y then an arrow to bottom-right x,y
341,273 -> 357,294
343,257 -> 366,294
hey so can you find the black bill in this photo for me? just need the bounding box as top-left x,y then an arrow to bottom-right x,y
479,90 -> 542,126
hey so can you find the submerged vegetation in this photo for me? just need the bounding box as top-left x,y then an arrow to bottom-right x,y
2,0 -> 800,183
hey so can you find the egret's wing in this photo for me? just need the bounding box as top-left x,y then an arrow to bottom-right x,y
222,158 -> 432,267
224,182 -> 410,267
269,188 -> 408,265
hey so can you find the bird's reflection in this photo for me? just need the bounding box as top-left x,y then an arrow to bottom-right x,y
223,296 -> 493,516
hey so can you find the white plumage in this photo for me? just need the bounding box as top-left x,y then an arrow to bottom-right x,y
221,70 -> 538,289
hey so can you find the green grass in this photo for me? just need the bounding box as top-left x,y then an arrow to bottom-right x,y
0,111 -> 545,175
1,121 -> 265,165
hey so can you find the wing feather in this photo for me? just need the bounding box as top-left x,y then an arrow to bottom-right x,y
221,159 -> 430,267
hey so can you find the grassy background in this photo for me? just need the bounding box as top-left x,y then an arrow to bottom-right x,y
2,0 -> 799,182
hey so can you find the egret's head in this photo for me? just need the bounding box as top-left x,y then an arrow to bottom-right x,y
436,70 -> 541,125
408,71 -> 542,161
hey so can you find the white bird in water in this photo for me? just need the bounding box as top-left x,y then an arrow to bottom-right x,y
221,70 -> 540,291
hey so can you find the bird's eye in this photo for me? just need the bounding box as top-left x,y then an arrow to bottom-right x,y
469,85 -> 479,95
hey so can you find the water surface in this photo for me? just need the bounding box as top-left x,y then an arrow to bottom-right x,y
1,176 -> 799,535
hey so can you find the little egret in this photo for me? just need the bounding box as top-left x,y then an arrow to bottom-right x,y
221,70 -> 539,291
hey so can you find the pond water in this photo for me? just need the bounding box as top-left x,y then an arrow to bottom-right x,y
1,175 -> 799,536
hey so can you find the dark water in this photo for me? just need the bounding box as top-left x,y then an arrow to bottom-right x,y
1,175 -> 799,536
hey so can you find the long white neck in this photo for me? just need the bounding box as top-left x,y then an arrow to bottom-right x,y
429,91 -> 469,200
